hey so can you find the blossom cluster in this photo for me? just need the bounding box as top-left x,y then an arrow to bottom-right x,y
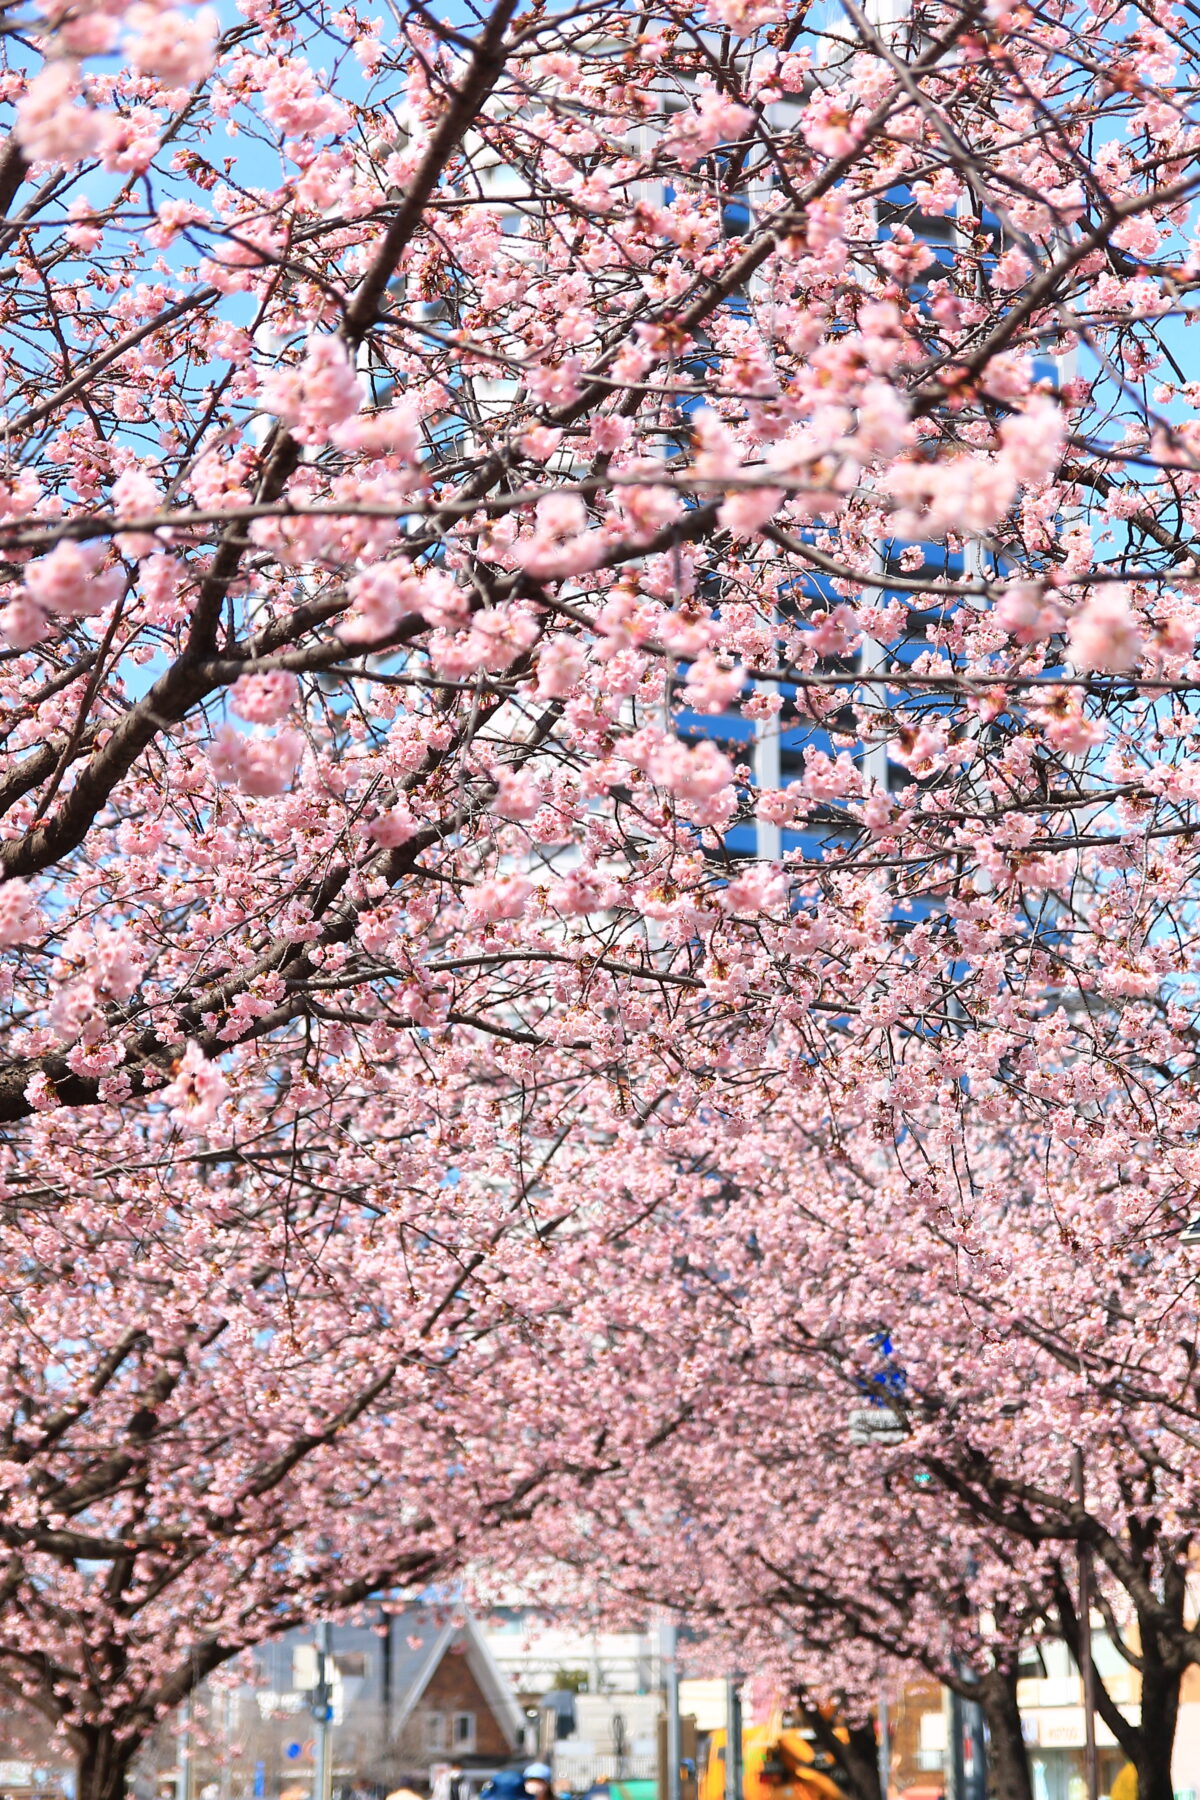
0,0 -> 1197,1774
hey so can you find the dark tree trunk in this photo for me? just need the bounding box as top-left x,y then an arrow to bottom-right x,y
1132,1648 -> 1180,1800
1055,1560 -> 1184,1800
791,1694 -> 882,1800
75,1727 -> 136,1800
977,1669 -> 1034,1800
831,1721 -> 884,1800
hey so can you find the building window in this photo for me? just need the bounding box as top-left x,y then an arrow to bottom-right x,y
916,1710 -> 947,1771
426,1713 -> 447,1752
453,1713 -> 476,1753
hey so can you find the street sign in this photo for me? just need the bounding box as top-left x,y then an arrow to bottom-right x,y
848,1407 -> 906,1445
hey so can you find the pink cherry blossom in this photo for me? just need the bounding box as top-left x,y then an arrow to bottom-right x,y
126,6 -> 218,85
717,487 -> 784,535
998,395 -> 1065,487
647,737 -> 736,801
332,401 -> 424,461
0,881 -> 44,947
536,639 -> 587,698
992,246 -> 1033,291
516,493 -> 603,578
467,873 -> 532,922
339,562 -> 411,642
682,653 -> 746,714
370,800 -> 418,845
491,768 -> 543,820
15,62 -> 103,164
1067,587 -> 1144,672
0,0 -> 1194,1785
22,541 -> 124,617
0,595 -> 50,649
260,57 -> 351,137
259,335 -> 363,445
230,670 -> 301,723
160,1039 -> 229,1128
208,724 -> 304,795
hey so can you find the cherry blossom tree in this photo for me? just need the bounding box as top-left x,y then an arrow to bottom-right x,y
1,0 -> 1198,1164
491,1095 -> 1200,1800
2,0 -> 1200,1791
0,1102 -> 612,1800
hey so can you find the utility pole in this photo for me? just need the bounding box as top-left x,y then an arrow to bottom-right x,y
177,1694 -> 192,1800
660,1622 -> 681,1800
947,1690 -> 965,1800
946,1681 -> 986,1800
962,1698 -> 986,1800
220,1691 -> 234,1800
724,1679 -> 742,1800
381,1605 -> 392,1763
876,1693 -> 890,1800
312,1623 -> 334,1800
1074,1450 -> 1100,1800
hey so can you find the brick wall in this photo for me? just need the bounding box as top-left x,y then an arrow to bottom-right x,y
392,1640 -> 513,1776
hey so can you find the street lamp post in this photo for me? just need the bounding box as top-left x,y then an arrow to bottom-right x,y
312,1624 -> 334,1800
876,1693 -> 890,1800
1073,1451 -> 1100,1800
961,1689 -> 986,1800
846,1396 -> 983,1800
724,1679 -> 743,1800
220,1692 -> 234,1800
660,1622 -> 682,1800
948,1690 -> 966,1800
177,1694 -> 192,1800
945,1663 -> 986,1800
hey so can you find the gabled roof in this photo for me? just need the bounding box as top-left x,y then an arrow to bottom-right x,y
388,1605 -> 525,1749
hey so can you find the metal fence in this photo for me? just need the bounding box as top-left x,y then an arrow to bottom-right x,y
551,1753 -> 658,1792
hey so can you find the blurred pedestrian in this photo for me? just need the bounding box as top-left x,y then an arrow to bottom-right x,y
481,1774 -> 527,1800
524,1763 -> 555,1800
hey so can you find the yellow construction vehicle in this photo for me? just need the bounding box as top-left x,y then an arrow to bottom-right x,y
700,1722 -> 844,1800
